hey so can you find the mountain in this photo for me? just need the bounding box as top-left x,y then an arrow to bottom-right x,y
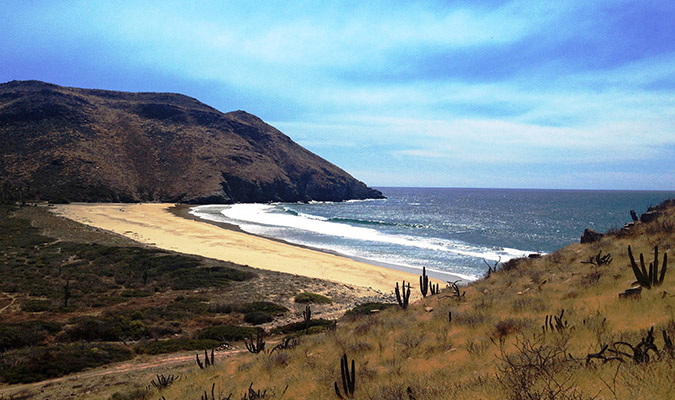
0,80 -> 383,203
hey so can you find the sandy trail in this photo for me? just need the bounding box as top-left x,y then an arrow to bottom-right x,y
52,203 -> 426,294
0,348 -> 248,399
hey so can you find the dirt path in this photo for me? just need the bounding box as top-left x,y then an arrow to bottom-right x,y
0,292 -> 17,313
0,347 -> 248,399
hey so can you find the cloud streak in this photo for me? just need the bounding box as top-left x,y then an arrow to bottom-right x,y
1,0 -> 673,189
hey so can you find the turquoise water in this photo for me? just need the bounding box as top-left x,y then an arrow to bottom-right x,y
190,188 -> 675,281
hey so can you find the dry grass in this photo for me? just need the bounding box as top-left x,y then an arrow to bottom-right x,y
153,204 -> 675,399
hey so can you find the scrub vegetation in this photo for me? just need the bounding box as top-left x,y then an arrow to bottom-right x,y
0,205 -> 351,386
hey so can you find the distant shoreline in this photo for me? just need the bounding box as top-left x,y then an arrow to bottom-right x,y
170,203 -> 466,283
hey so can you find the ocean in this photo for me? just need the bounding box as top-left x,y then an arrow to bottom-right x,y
189,188 -> 675,282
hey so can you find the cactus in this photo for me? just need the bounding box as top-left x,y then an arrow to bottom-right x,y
430,283 -> 439,295
195,349 -> 214,369
630,209 -> 639,222
483,257 -> 501,278
628,245 -> 667,289
245,328 -> 266,354
334,353 -> 355,399
199,383 -> 233,400
303,304 -> 312,330
420,267 -> 429,297
63,280 -> 70,307
395,280 -> 411,310
151,373 -> 181,389
542,309 -> 568,333
581,251 -> 613,266
447,280 -> 465,300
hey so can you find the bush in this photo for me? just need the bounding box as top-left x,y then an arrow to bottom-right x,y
0,342 -> 133,384
165,297 -> 210,315
135,338 -> 220,355
344,302 -> 396,318
244,311 -> 273,325
120,289 -> 152,298
195,325 -> 258,342
211,301 -> 288,315
21,299 -> 53,312
63,315 -> 150,342
109,388 -> 150,400
0,321 -> 62,351
271,319 -> 335,335
294,292 -> 331,304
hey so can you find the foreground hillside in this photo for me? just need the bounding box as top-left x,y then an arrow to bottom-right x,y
152,201 -> 675,399
0,80 -> 382,203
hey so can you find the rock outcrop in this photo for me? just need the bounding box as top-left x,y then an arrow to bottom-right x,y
580,228 -> 604,244
0,80 -> 383,203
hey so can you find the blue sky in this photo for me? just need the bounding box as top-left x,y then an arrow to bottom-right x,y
2,1 -> 674,190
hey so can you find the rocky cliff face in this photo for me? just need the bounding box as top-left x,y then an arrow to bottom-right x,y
0,80 -> 383,203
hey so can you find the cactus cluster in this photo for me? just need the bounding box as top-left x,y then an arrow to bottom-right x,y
542,309 -> 569,333
245,328 -> 266,354
334,353 -> 355,399
419,267 -> 439,297
628,245 -> 667,289
581,250 -> 612,266
151,373 -> 181,389
395,280 -> 411,310
196,349 -> 215,369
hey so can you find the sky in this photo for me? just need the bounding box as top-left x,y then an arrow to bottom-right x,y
2,1 -> 674,190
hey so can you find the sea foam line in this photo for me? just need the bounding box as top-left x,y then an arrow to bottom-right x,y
191,204 -> 534,263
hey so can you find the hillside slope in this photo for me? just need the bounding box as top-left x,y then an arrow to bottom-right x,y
156,200 -> 675,399
0,80 -> 382,203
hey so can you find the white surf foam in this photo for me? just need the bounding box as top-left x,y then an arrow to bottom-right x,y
192,204 -> 534,266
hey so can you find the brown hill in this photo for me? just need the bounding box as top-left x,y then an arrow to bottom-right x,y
0,80 -> 383,203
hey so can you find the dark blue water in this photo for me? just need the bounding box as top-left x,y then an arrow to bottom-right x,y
190,188 -> 675,280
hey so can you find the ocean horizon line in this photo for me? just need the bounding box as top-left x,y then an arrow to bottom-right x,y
371,186 -> 675,193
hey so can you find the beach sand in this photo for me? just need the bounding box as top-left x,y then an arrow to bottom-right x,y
52,203 -> 430,294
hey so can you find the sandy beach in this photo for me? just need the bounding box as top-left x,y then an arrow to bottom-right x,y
52,203 -> 430,294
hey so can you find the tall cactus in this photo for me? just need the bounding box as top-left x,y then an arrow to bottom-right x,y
628,245 -> 667,289
420,267 -> 429,297
395,280 -> 411,310
303,304 -> 312,331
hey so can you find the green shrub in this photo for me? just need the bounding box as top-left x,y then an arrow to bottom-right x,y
344,302 -> 396,318
21,299 -> 53,312
109,388 -> 150,400
135,338 -> 220,355
0,342 -> 133,384
271,319 -> 335,335
294,292 -> 332,304
169,266 -> 255,290
244,311 -> 273,325
211,301 -> 288,315
120,289 -> 152,298
195,325 -> 258,342
63,315 -> 149,342
165,297 -> 210,315
0,321 -> 62,351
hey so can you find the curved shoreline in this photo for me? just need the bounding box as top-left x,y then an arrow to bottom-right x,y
170,204 -> 464,283
52,203 -> 446,294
